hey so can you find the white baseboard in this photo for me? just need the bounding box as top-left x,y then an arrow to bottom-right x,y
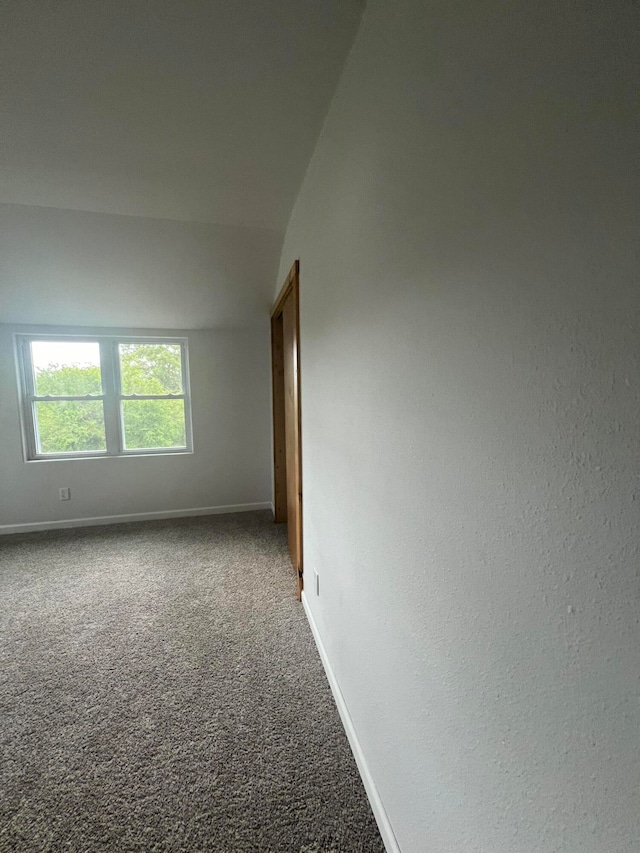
0,502 -> 273,535
301,592 -> 400,853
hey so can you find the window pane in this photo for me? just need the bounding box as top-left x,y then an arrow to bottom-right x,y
119,344 -> 183,395
35,401 -> 106,454
31,341 -> 102,396
121,399 -> 186,450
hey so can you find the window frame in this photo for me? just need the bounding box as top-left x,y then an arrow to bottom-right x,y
16,334 -> 193,461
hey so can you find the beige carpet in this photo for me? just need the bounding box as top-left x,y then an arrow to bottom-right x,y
0,511 -> 384,852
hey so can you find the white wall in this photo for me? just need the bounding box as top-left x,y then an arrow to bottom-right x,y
0,324 -> 272,529
0,203 -> 281,328
0,203 -> 276,529
278,1 -> 640,850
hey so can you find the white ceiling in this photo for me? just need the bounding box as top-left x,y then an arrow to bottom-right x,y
0,0 -> 364,230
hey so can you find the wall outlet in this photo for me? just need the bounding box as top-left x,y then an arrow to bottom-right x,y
59,487 -> 71,501
313,567 -> 320,596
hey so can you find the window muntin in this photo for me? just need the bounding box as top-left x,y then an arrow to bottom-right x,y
18,336 -> 192,460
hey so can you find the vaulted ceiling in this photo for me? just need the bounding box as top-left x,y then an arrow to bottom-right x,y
0,0 -> 364,230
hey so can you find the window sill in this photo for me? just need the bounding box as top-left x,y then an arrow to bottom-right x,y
25,450 -> 194,463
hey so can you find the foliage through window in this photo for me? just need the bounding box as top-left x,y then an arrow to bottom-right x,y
17,336 -> 192,459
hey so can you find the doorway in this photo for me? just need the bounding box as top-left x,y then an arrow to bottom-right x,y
271,261 -> 303,599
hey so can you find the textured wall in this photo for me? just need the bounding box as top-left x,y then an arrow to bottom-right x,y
277,0 -> 640,850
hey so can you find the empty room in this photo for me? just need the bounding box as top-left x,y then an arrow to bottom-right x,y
1,1 -> 638,852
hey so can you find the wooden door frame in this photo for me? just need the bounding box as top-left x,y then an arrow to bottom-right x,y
271,260 -> 303,598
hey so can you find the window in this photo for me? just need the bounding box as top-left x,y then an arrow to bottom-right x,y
16,336 -> 192,459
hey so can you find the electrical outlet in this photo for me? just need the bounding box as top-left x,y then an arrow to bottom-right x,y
59,487 -> 71,501
313,567 -> 320,596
